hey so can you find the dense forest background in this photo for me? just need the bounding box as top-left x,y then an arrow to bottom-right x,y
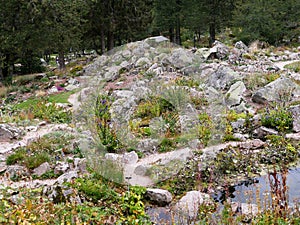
0,0 -> 299,80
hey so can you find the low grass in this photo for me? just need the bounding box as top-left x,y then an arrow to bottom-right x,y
284,60 -> 300,72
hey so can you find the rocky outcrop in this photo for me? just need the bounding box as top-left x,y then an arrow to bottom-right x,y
173,191 -> 211,222
0,124 -> 23,141
146,188 -> 173,206
252,77 -> 300,104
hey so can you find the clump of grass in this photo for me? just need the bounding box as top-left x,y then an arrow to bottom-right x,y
261,105 -> 293,133
6,148 -> 27,165
284,61 -> 300,72
24,152 -> 50,170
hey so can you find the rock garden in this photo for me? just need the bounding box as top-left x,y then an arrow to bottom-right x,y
1,36 -> 300,224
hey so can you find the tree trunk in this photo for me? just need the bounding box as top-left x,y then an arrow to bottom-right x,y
107,29 -> 114,51
101,28 -> 106,54
209,22 -> 216,47
169,27 -> 175,43
58,51 -> 66,70
175,17 -> 181,45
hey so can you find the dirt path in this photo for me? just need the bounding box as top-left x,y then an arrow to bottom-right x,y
274,60 -> 299,70
0,124 -> 71,154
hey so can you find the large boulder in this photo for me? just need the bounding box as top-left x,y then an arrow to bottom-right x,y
252,77 -> 300,104
146,188 -> 173,206
225,81 -> 246,107
0,124 -> 23,141
208,41 -> 229,60
33,162 -> 51,177
205,65 -> 242,90
289,105 -> 300,132
163,48 -> 196,69
173,191 -> 210,222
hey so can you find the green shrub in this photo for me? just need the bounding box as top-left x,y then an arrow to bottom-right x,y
95,94 -> 121,153
6,149 -> 26,165
284,61 -> 300,72
158,138 -> 176,153
24,152 -> 50,170
31,101 -> 72,123
261,106 -> 293,132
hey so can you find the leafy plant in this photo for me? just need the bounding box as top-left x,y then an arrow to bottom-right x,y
23,152 -> 50,170
197,112 -> 214,147
6,148 -> 26,165
261,106 -> 293,132
95,94 -> 121,153
158,138 -> 176,153
284,61 -> 300,72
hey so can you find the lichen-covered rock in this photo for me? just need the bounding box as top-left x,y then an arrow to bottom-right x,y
252,77 -> 300,104
146,188 -> 173,206
289,105 -> 300,132
225,81 -> 246,107
33,162 -> 51,176
0,124 -> 23,141
205,65 -> 241,90
173,191 -> 210,222
55,171 -> 78,185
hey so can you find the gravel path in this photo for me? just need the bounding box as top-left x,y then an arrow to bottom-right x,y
274,60 -> 299,70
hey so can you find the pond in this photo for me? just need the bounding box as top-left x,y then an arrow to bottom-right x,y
214,166 -> 300,207
147,166 -> 300,224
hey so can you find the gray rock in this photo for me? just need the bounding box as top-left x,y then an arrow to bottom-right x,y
33,162 -> 51,176
225,81 -> 246,107
253,126 -> 278,139
164,48 -> 195,69
122,151 -> 139,165
231,202 -> 259,216
134,165 -> 150,176
137,139 -> 160,154
289,105 -> 300,132
104,65 -> 121,81
209,41 -> 229,60
195,48 -> 210,59
54,162 -> 70,174
43,185 -> 82,204
55,171 -> 78,185
68,78 -> 79,85
105,153 -> 121,162
0,162 -> 7,173
145,36 -> 169,46
235,41 -> 249,51
146,188 -> 173,206
174,191 -> 210,221
74,158 -> 87,174
135,57 -> 151,68
0,124 -> 23,141
286,132 -> 300,140
5,165 -> 29,180
252,77 -> 300,104
231,118 -> 246,132
206,65 -> 241,90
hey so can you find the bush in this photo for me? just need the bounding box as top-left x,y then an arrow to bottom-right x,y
261,106 -> 293,132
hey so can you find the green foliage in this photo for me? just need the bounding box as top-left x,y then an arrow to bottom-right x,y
24,152 -> 50,170
95,94 -> 121,153
233,0 -> 300,45
261,106 -> 293,132
158,138 -> 176,153
76,177 -> 119,203
31,101 -> 72,123
131,96 -> 180,138
226,110 -> 247,122
6,148 -> 26,165
175,76 -> 200,88
262,135 -> 298,165
284,61 -> 300,72
197,112 -> 214,147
